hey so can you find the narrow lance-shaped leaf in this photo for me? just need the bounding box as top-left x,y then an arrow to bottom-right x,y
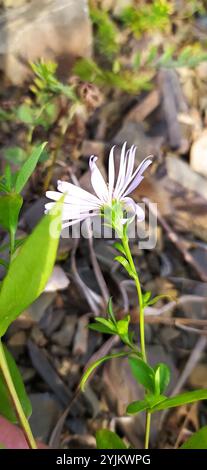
0,198 -> 63,336
80,351 -> 131,391
96,430 -> 127,450
88,323 -> 115,334
15,142 -> 47,194
114,256 -> 136,279
0,194 -> 23,234
107,297 -> 116,323
0,344 -> 32,424
151,390 -> 207,412
180,426 -> 207,449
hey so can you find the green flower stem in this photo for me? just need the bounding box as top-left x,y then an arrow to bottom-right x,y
121,229 -> 150,449
0,340 -> 37,449
145,411 -> 151,450
121,233 -> 147,363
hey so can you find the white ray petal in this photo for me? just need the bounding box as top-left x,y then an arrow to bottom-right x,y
108,145 -> 115,201
117,145 -> 136,198
45,202 -> 100,220
113,143 -> 129,198
89,156 -> 108,202
122,156 -> 152,197
57,180 -> 102,206
62,211 -> 99,228
113,142 -> 127,198
122,175 -> 144,197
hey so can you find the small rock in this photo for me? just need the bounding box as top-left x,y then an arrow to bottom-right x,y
190,130 -> 207,177
52,315 -> 77,347
0,0 -> 92,84
7,311 -> 34,336
50,344 -> 69,356
29,393 -> 61,442
30,325 -> 47,347
73,315 -> 88,356
189,364 -> 207,389
28,292 -> 56,323
44,266 -> 69,293
7,331 -> 27,357
114,122 -> 163,162
166,155 -> 207,199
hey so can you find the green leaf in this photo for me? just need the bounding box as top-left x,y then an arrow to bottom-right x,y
0,259 -> 9,269
154,363 -> 170,395
3,147 -> 27,165
88,323 -> 115,334
0,198 -> 63,336
107,297 -> 116,323
90,8 -> 119,59
128,356 -> 155,393
114,256 -> 136,279
94,317 -> 116,331
0,193 -> 23,233
180,426 -> 207,449
127,399 -> 148,415
96,430 -> 127,449
0,344 -> 32,423
147,294 -> 175,306
113,242 -> 126,256
16,104 -> 35,125
117,315 -> 130,341
80,351 -> 131,391
142,291 -> 152,306
127,394 -> 167,415
151,390 -> 207,412
4,165 -> 12,192
15,143 -> 47,193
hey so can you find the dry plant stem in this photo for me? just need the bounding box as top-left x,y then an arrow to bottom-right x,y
0,340 -> 37,449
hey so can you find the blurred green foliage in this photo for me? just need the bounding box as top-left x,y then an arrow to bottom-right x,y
74,0 -> 207,94
120,0 -> 172,36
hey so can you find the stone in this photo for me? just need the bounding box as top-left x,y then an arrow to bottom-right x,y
0,0 -> 92,84
114,122 -> 164,163
189,364 -> 207,389
166,155 -> 207,200
29,393 -> 61,442
190,130 -> 207,177
44,266 -> 69,293
7,331 -> 27,357
52,315 -> 77,347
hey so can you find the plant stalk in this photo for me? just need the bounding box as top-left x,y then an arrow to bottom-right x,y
122,234 -> 147,362
145,411 -> 151,449
0,340 -> 37,449
122,231 -> 150,448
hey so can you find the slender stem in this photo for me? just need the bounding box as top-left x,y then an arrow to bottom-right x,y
121,231 -> 150,448
145,411 -> 151,449
9,228 -> 15,263
0,340 -> 37,449
122,234 -> 147,362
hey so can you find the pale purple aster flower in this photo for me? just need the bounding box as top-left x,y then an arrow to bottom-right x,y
45,143 -> 152,228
